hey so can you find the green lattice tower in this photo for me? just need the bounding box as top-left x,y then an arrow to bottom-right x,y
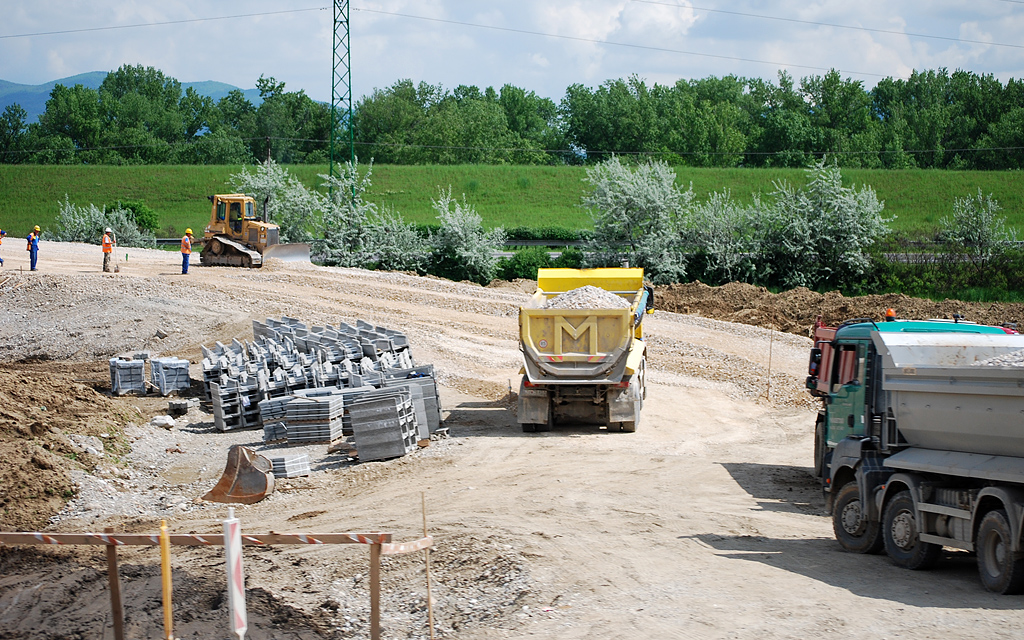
330,0 -> 354,180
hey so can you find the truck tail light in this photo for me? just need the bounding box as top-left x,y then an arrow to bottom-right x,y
614,380 -> 630,388
523,379 -> 538,389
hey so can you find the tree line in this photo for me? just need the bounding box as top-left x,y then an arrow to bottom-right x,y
2,64 -> 1022,169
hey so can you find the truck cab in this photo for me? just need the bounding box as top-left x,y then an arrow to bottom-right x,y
807,317 -> 1015,482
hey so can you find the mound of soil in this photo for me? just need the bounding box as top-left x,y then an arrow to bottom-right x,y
0,363 -> 133,531
656,281 -> 1024,336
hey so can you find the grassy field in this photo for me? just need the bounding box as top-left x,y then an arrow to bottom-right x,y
0,164 -> 1021,238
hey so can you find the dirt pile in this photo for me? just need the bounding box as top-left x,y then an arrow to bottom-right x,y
0,363 -> 134,531
656,281 -> 1024,336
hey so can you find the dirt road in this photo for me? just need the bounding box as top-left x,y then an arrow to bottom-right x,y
0,243 -> 1021,639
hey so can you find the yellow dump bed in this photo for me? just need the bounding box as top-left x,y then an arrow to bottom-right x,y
520,268 -> 649,384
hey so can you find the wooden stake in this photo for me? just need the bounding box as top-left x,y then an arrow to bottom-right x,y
104,527 -> 125,640
422,492 -> 435,640
370,542 -> 381,640
160,520 -> 173,640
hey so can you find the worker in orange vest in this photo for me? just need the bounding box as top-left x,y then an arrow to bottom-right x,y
102,227 -> 116,272
181,228 -> 193,274
0,229 -> 6,266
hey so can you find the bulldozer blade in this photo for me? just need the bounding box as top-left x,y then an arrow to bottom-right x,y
262,243 -> 311,263
202,445 -> 275,504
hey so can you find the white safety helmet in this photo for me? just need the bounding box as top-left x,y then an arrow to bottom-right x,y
105,227 -> 112,234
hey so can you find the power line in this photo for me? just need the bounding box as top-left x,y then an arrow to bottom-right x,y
634,0 -> 1024,50
350,7 -> 892,79
2,135 -> 1021,160
0,7 -> 327,40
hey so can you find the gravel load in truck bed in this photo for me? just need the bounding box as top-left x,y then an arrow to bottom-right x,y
544,285 -> 631,310
972,347 -> 1024,367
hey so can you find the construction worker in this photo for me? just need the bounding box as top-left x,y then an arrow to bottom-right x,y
26,225 -> 40,271
102,227 -> 116,272
0,229 -> 6,266
181,228 -> 193,274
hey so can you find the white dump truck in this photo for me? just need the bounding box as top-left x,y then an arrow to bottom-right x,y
811,323 -> 1024,593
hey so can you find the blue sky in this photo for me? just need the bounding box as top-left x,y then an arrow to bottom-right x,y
2,1 -> 1022,101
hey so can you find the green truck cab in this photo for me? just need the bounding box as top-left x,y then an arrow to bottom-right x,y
806,317 -> 1013,481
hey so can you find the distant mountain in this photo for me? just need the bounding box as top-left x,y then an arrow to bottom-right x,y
0,73 -> 262,124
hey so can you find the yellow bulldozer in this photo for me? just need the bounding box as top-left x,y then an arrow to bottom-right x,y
199,194 -> 310,267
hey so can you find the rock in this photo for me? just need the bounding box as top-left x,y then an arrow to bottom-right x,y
151,415 -> 176,429
155,328 -> 170,339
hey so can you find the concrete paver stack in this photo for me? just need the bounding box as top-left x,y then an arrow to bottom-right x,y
200,317 -> 442,461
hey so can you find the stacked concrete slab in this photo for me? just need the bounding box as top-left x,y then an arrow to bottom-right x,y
270,454 -> 311,478
109,358 -> 146,396
348,388 -> 419,461
150,357 -> 191,396
200,317 -> 442,457
285,393 -> 345,444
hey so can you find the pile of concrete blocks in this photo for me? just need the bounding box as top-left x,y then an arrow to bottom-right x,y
347,388 -> 419,462
150,357 -> 191,396
199,317 -> 442,458
263,421 -> 287,444
285,391 -> 345,444
209,373 -> 260,431
109,358 -> 146,396
270,454 -> 311,478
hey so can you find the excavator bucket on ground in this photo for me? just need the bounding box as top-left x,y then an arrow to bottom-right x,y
262,243 -> 311,263
202,445 -> 275,504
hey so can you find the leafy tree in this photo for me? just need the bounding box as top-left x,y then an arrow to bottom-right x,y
0,104 -> 28,164
581,156 -> 691,284
428,187 -> 505,284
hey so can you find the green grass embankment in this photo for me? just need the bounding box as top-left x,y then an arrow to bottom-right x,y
0,164 -> 1021,238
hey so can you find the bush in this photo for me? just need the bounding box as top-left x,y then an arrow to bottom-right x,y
552,246 -> 584,268
755,160 -> 888,289
50,195 -> 156,247
427,187 -> 505,284
365,208 -> 430,273
497,246 -> 552,281
103,199 -> 159,234
581,156 -> 691,284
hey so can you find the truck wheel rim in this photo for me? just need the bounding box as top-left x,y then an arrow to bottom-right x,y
841,500 -> 863,535
983,530 -> 1006,578
891,511 -> 915,549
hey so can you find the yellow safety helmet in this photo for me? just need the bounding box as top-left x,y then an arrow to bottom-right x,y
185,228 -> 193,235
33,225 -> 40,232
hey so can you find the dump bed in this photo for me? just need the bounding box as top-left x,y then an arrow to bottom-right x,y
520,268 -> 648,384
874,332 -> 1024,457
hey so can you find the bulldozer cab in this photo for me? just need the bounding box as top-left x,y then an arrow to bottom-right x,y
211,195 -> 257,236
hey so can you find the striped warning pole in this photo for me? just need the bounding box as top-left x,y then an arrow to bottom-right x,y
223,507 -> 248,640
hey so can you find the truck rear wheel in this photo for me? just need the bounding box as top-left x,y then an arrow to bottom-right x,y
832,483 -> 883,554
977,509 -> 1024,594
883,490 -> 940,570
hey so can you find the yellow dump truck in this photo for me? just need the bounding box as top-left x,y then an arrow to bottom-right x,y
517,268 -> 654,432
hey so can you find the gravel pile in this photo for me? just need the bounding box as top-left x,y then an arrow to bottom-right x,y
544,285 -> 630,310
972,348 -> 1024,367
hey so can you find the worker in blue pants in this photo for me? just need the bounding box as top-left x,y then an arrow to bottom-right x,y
181,228 -> 193,274
27,225 -> 40,270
